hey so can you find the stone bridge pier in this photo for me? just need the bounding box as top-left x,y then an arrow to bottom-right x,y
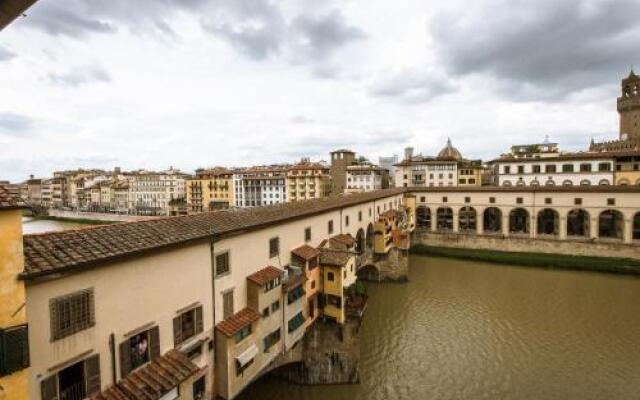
356,247 -> 409,283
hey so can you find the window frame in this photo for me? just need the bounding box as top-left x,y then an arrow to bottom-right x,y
214,251 -> 231,278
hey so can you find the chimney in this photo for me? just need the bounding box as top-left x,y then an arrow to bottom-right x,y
404,147 -> 414,161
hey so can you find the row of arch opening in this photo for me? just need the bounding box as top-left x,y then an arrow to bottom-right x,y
415,206 -> 640,240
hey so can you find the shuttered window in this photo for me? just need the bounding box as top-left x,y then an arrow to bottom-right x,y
215,252 -> 230,276
120,325 -> 160,378
50,288 -> 95,341
269,237 -> 279,258
0,324 -> 30,376
173,305 -> 204,347
40,354 -> 101,400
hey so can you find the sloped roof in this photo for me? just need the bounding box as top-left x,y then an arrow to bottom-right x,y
215,307 -> 261,337
91,350 -> 200,400
291,244 -> 320,261
0,184 -> 26,210
320,248 -> 355,267
330,233 -> 355,247
21,188 -> 405,280
247,266 -> 283,285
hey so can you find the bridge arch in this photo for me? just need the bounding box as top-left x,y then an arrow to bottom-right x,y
458,207 -> 476,232
509,208 -> 530,234
436,207 -> 453,231
357,263 -> 381,282
537,208 -> 559,236
483,207 -> 502,233
416,205 -> 431,229
598,210 -> 624,240
567,209 -> 589,237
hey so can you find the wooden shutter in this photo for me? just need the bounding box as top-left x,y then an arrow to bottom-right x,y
119,339 -> 131,379
223,291 -> 234,320
149,326 -> 160,360
1,325 -> 30,375
84,354 -> 101,396
41,374 -> 58,400
173,316 -> 182,347
195,306 -> 204,334
49,298 -> 59,341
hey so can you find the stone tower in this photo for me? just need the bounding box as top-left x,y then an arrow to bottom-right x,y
618,68 -> 640,140
329,149 -> 356,195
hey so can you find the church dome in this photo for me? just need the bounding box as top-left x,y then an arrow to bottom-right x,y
437,138 -> 463,161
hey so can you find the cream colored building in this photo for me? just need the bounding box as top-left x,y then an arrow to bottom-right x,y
286,161 -> 330,202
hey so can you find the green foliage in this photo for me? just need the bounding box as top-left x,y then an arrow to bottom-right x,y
410,244 -> 640,276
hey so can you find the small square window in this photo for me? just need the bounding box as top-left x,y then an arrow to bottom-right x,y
464,197 -> 470,203
516,197 -> 523,204
574,198 -> 582,205
545,198 -> 552,204
442,196 -> 448,203
420,196 -> 426,202
607,198 -> 615,206
489,197 -> 496,203
327,272 -> 334,281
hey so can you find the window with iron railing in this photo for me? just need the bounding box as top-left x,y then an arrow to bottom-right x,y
49,288 -> 95,341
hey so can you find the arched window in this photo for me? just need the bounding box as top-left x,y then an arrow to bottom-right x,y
355,228 -> 365,254
580,180 -> 591,186
436,207 -> 453,231
416,206 -> 431,229
502,180 -> 512,187
618,179 -> 630,186
483,207 -> 502,233
530,180 -> 540,187
537,208 -> 559,236
567,209 -> 589,237
366,223 -> 375,250
459,207 -> 477,232
598,179 -> 610,186
562,180 -> 573,186
598,210 -> 624,239
545,179 -> 556,186
509,208 -> 530,234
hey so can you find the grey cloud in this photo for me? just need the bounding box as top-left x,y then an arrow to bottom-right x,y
291,10 -> 365,59
290,115 -> 315,124
430,0 -> 640,100
48,65 -> 111,87
369,70 -> 456,104
0,46 -> 16,61
0,113 -> 33,136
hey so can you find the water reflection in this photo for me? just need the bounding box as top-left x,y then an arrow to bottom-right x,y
238,256 -> 640,400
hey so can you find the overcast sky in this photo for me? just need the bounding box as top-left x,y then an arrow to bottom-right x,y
1,0 -> 638,181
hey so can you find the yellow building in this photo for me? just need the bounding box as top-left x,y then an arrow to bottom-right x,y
291,245 -> 322,328
186,168 -> 234,213
0,184 -> 30,400
614,153 -> 640,185
319,247 -> 357,325
286,161 -> 330,202
457,161 -> 484,187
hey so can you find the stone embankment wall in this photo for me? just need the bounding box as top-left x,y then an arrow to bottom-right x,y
47,209 -> 160,222
413,231 -> 640,260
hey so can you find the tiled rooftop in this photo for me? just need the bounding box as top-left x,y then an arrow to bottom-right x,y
291,244 -> 320,261
247,266 -> 283,286
320,248 -> 355,267
0,183 -> 25,210
215,307 -> 261,337
21,188 -> 404,280
330,233 -> 355,247
91,350 -> 199,400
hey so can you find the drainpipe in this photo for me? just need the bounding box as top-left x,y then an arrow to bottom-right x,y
109,333 -> 116,383
210,240 -> 217,388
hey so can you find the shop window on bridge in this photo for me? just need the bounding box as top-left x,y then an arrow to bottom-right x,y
40,354 -> 100,400
326,295 -> 342,309
483,208 -> 502,233
263,328 -> 281,352
288,312 -> 305,333
287,285 -> 305,304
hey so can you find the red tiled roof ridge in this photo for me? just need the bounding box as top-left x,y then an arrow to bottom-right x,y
291,244 -> 320,260
246,266 -> 283,285
215,307 -> 261,337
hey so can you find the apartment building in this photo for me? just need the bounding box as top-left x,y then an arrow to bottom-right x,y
233,167 -> 287,208
286,160 -> 330,202
186,168 -> 234,213
345,164 -> 388,193
129,168 -> 188,215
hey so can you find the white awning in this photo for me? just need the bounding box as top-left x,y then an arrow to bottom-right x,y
236,344 -> 259,367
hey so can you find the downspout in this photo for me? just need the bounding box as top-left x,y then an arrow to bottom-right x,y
109,333 -> 117,383
209,239 -> 217,391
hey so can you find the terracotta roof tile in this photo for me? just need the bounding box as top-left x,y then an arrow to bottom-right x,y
246,266 -> 283,285
291,244 -> 320,261
0,184 -> 25,210
21,188 -> 405,280
215,307 -> 260,337
91,350 -> 199,400
320,248 -> 355,267
330,233 -> 355,247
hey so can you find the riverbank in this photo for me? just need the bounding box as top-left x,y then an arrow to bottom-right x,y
29,215 -> 118,225
410,244 -> 640,276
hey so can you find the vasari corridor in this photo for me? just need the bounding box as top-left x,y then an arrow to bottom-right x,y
1,1 -> 640,400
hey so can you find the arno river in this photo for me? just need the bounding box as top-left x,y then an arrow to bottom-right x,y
239,256 -> 640,400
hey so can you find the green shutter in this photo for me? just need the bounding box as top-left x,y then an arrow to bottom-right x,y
119,339 -> 131,378
40,374 -> 58,400
0,325 -> 30,376
149,326 -> 160,360
84,354 -> 101,396
195,306 -> 204,334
